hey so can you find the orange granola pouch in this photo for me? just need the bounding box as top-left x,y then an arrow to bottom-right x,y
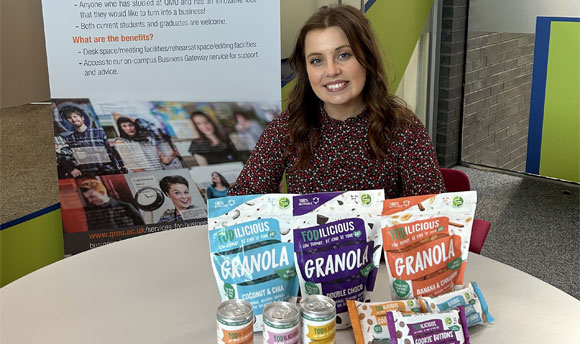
381,191 -> 477,300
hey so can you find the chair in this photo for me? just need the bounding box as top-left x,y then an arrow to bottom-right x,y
440,168 -> 491,254
440,168 -> 471,192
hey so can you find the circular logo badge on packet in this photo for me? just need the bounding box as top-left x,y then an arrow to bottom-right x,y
374,325 -> 382,333
452,196 -> 464,208
224,283 -> 236,299
304,282 -> 320,295
361,194 -> 372,206
393,279 -> 411,298
278,197 -> 290,209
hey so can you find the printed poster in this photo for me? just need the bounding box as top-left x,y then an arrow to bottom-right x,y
41,0 -> 281,254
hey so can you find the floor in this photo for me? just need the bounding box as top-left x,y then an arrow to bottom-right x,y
456,165 -> 579,300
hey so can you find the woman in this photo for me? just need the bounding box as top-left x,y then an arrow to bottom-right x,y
115,116 -> 179,171
188,111 -> 238,165
206,172 -> 230,199
228,5 -> 445,198
158,175 -> 205,223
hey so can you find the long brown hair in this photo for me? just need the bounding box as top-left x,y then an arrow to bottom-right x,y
287,5 -> 414,169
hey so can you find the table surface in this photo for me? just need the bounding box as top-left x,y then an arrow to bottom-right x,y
2,226 -> 579,343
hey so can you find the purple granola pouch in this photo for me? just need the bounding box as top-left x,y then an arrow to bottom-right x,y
386,305 -> 471,344
292,190 -> 385,329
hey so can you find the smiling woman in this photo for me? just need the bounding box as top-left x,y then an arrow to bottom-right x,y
304,26 -> 367,121
228,4 -> 446,199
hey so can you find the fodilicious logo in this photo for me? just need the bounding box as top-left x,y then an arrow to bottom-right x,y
361,193 -> 372,206
452,196 -> 464,208
278,197 -> 290,209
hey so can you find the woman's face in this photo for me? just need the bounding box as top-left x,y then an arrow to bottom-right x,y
211,172 -> 220,184
304,26 -> 366,116
167,183 -> 191,210
193,115 -> 216,136
120,122 -> 137,136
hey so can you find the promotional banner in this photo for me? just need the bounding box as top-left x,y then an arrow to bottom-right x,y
41,0 -> 281,254
42,0 -> 280,102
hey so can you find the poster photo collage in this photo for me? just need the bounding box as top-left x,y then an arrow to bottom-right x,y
52,98 -> 280,254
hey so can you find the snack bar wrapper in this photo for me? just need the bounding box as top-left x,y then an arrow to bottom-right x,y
347,299 -> 426,344
382,191 -> 477,299
208,194 -> 299,331
420,281 -> 494,327
386,306 -> 471,344
293,190 -> 385,329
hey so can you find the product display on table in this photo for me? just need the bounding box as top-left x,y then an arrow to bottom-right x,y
208,194 -> 299,331
347,299 -> 426,344
207,190 -> 497,343
292,190 -> 385,329
381,191 -> 478,299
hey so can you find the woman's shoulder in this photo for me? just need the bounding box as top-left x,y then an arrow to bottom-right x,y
114,137 -> 131,143
389,112 -> 435,154
188,138 -> 206,148
271,110 -> 291,124
263,110 -> 291,132
396,112 -> 428,137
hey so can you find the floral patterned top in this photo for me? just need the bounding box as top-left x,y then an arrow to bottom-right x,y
228,108 -> 445,199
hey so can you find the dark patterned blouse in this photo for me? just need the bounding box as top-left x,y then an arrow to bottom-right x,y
228,108 -> 445,199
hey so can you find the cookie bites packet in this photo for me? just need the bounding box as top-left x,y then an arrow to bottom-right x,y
347,299 -> 426,344
292,190 -> 385,329
208,194 -> 299,332
386,306 -> 471,344
381,191 -> 477,300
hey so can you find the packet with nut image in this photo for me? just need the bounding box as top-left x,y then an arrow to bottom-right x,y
292,189 -> 385,329
381,191 -> 477,300
208,194 -> 299,332
347,299 -> 426,344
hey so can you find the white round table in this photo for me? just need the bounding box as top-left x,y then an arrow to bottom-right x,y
2,226 -> 579,343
